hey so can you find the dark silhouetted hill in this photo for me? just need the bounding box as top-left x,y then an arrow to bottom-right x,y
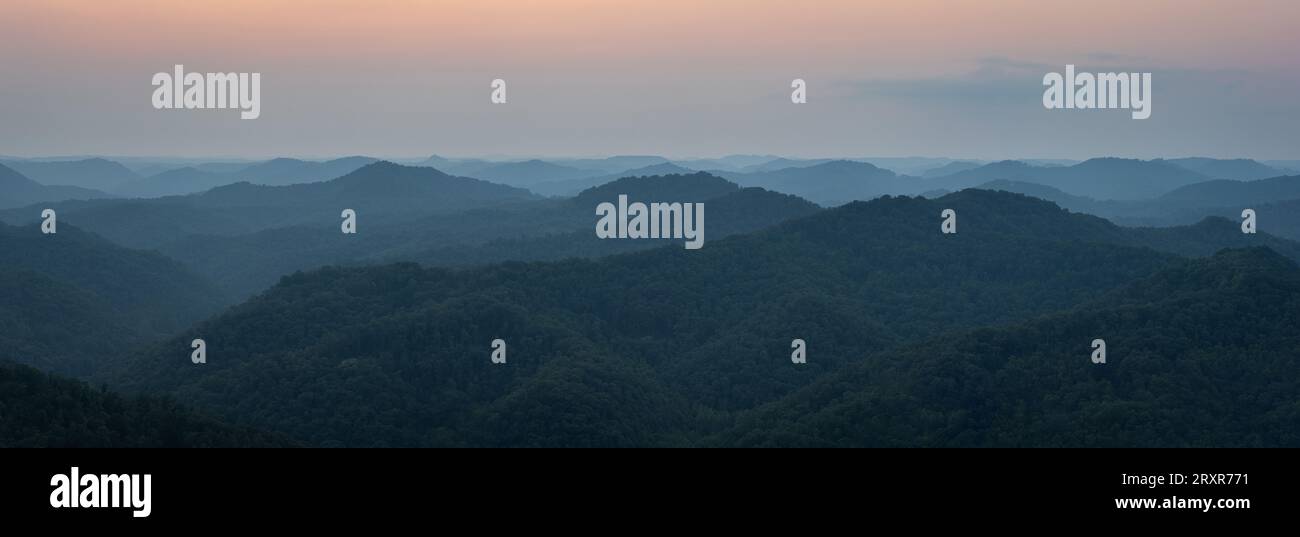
721,247 -> 1300,447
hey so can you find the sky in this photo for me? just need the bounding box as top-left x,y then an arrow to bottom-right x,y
1,0 -> 1297,160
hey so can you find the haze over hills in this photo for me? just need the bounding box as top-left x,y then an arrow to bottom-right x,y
4,152 -> 1290,207
98,189 -> 1300,446
529,162 -> 696,197
726,156 -> 969,177
1264,160 -> 1300,173
113,156 -> 381,197
145,168 -> 1300,304
149,172 -> 818,298
0,221 -> 225,376
722,160 -> 911,205
2,155 -> 383,199
6,150 -> 1300,448
410,186 -> 821,267
704,157 -> 1280,207
927,158 -> 1213,200
235,156 -> 379,186
0,158 -> 140,191
974,175 -> 1300,243
858,157 -> 976,176
115,166 -> 231,198
740,157 -> 833,173
551,155 -> 671,174
671,155 -> 781,172
4,0 -> 1299,456
431,158 -> 604,187
0,161 -> 538,250
6,153 -> 1298,241
0,222 -> 225,334
9,152 -> 1300,305
126,160 -> 255,178
1157,174 -> 1300,207
1159,157 -> 1290,181
921,161 -> 983,177
0,163 -> 112,209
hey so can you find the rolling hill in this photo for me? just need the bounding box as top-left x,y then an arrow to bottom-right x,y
1156,174 -> 1300,208
102,190 -> 1300,446
1160,157 -> 1288,180
0,161 -> 539,250
721,247 -> 1300,447
112,156 -> 380,197
921,160 -> 983,177
529,162 -> 695,197
0,158 -> 140,191
725,160 -> 913,205
0,220 -> 225,377
0,163 -> 112,209
444,159 -> 603,186
0,222 -> 226,341
0,361 -> 293,447
974,175 -> 1300,243
930,158 -> 1213,200
150,172 -> 818,298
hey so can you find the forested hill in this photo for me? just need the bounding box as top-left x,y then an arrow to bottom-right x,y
100,190 -> 1300,446
970,176 -> 1300,245
571,171 -> 739,204
0,161 -> 539,250
0,362 -> 294,447
149,173 -> 818,299
0,269 -> 134,376
720,247 -> 1300,447
0,222 -> 225,339
0,221 -> 225,377
400,186 -> 821,267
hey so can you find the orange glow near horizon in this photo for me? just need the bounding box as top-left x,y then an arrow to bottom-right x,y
5,0 -> 1297,74
2,0 -> 1297,158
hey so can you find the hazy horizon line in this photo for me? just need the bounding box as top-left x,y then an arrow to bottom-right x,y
4,153 -> 1298,164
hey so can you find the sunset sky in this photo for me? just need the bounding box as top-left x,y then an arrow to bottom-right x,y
2,0 -> 1297,159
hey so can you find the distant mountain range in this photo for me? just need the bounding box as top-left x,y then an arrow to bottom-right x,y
0,156 -> 383,200
10,153 -> 1300,305
1158,157 -> 1289,180
4,153 -> 1293,206
438,159 -> 601,186
921,161 -> 983,177
148,172 -> 818,299
927,158 -> 1213,200
974,174 -> 1300,242
9,148 -> 1300,448
721,160 -> 910,205
1158,174 -> 1300,206
113,156 -> 380,197
95,189 -> 1300,446
530,162 -> 697,197
1,161 -> 537,250
0,163 -> 111,209
549,155 -> 671,174
1263,160 -> 1300,173
0,158 -> 139,191
711,157 -> 1295,206
5,164 -> 813,301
